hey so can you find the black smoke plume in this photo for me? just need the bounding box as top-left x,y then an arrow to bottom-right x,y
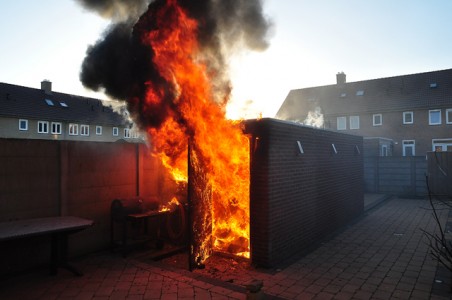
78,0 -> 272,129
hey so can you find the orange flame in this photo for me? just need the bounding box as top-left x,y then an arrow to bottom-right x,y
141,0 -> 250,261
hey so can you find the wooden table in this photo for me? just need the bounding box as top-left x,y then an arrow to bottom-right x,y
0,216 -> 94,276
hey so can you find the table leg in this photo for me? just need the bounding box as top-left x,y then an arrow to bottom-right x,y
50,233 -> 83,276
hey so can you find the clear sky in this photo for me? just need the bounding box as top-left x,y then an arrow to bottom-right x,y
1,0 -> 452,119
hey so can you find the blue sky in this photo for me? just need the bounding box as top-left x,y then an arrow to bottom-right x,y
1,1 -> 452,118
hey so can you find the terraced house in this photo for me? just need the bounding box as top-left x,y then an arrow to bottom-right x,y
276,68 -> 452,156
0,80 -> 143,143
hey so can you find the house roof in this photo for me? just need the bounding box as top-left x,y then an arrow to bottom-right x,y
0,82 -> 128,126
276,68 -> 452,120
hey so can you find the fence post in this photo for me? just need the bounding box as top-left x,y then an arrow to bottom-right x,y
375,156 -> 380,193
59,141 -> 69,216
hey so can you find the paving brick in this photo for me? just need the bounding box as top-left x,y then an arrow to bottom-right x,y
352,289 -> 373,300
1,198 -> 450,300
129,285 -> 147,295
295,291 -> 316,300
372,290 -> 393,299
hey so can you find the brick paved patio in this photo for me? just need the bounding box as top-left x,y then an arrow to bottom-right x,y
0,196 -> 450,299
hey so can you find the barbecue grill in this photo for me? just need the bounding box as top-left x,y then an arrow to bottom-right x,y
110,197 -> 167,256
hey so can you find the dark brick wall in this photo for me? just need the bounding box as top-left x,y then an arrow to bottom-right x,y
245,119 -> 364,267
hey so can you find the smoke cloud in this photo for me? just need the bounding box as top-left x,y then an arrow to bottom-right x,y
78,0 -> 272,129
75,0 -> 150,21
303,107 -> 324,128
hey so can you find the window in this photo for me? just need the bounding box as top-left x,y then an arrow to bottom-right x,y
124,128 -> 131,138
113,127 -> 119,136
429,109 -> 441,125
402,140 -> 415,156
403,111 -> 413,124
51,122 -> 62,134
19,119 -> 28,131
80,125 -> 89,136
350,116 -> 360,129
432,139 -> 452,152
446,109 -> 452,124
381,145 -> 388,157
96,126 -> 102,135
37,121 -> 49,133
373,114 -> 382,126
69,123 -> 79,135
337,117 -> 346,130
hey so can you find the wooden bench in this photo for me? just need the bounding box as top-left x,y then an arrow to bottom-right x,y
0,216 -> 94,276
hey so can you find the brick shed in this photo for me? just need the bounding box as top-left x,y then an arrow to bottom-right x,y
245,118 -> 364,267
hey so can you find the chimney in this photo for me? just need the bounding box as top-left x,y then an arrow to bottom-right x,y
41,80 -> 52,94
336,72 -> 346,85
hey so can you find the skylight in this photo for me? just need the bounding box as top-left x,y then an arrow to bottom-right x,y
340,93 -> 347,98
430,83 -> 437,88
356,90 -> 364,96
45,99 -> 54,106
59,102 -> 68,107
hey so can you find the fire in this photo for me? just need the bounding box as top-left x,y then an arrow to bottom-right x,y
159,197 -> 181,212
140,0 -> 250,262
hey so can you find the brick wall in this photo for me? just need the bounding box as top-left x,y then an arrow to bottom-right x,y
0,139 -> 166,275
326,109 -> 451,156
245,119 -> 364,267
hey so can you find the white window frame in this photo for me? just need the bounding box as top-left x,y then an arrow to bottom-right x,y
124,128 -> 131,138
19,119 -> 28,131
381,145 -> 388,157
51,122 -> 62,135
96,125 -> 102,135
429,109 -> 441,125
403,111 -> 413,124
113,127 -> 119,136
402,140 -> 415,156
350,116 -> 360,130
80,124 -> 90,136
337,117 -> 346,130
37,121 -> 49,134
373,114 -> 382,126
432,138 -> 452,152
69,123 -> 79,136
446,109 -> 452,124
